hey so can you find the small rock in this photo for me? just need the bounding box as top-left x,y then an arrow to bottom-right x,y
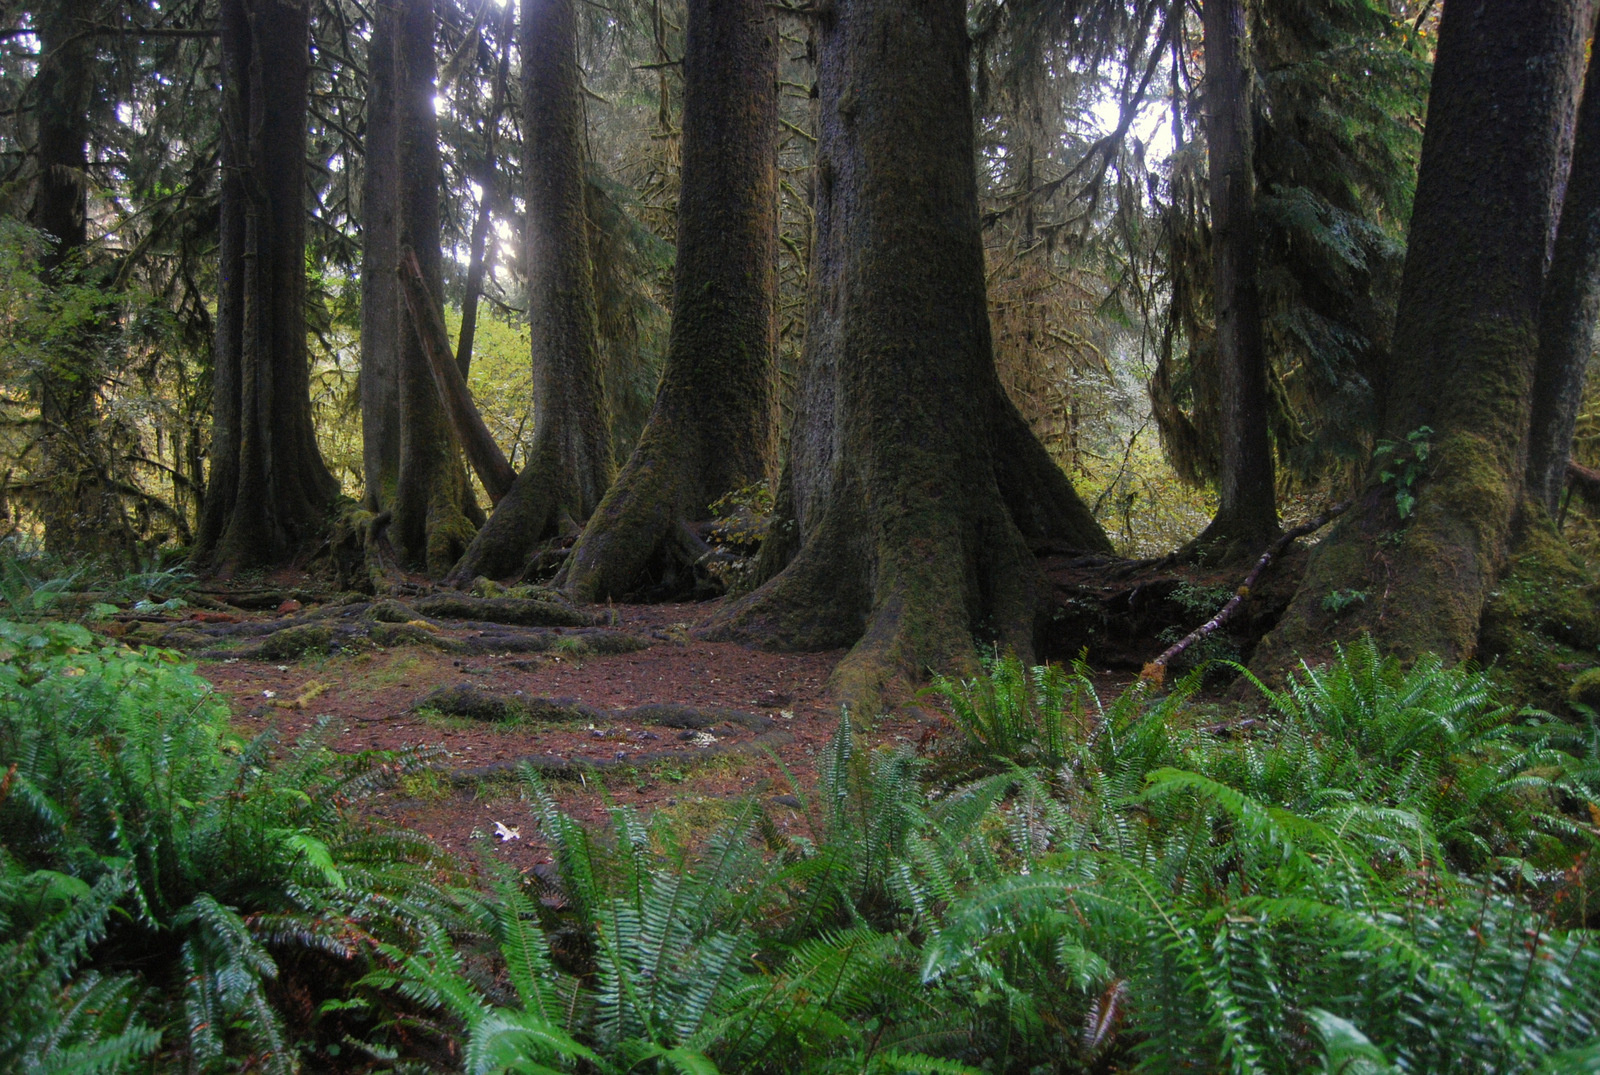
770,794 -> 804,810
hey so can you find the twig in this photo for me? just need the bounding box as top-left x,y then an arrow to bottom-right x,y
1139,499 -> 1352,686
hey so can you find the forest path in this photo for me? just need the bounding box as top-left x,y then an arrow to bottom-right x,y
121,591 -> 935,873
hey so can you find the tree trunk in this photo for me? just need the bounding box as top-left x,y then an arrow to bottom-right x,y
30,0 -> 121,561
195,0 -> 340,575
1190,0 -> 1278,559
559,0 -> 778,602
359,0 -> 403,514
388,0 -> 481,576
702,0 -> 1112,712
445,0 -> 611,584
455,2 -> 514,379
1527,26 -> 1600,514
1254,0 -> 1589,670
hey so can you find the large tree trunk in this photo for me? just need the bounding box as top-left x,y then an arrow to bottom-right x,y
30,0 -> 122,560
701,0 -> 1112,712
1189,0 -> 1277,559
445,0 -> 611,584
559,0 -> 778,602
1527,23 -> 1600,514
1254,0 -> 1589,670
387,0 -> 480,576
359,0 -> 403,515
195,0 -> 340,575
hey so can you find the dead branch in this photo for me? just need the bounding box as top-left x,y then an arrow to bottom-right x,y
1139,499 -> 1352,686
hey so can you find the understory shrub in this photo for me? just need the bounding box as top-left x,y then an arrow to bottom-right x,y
0,620 -> 464,1073
4,626 -> 1598,1073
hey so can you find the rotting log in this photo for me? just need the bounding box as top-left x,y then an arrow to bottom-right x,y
398,246 -> 517,503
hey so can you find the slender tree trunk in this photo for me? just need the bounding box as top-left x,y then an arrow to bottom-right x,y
446,0 -> 611,584
359,0 -> 403,514
195,0 -> 340,575
560,0 -> 778,601
30,0 -> 119,560
455,3 -> 513,379
1528,27 -> 1600,514
702,0 -> 1112,712
388,0 -> 480,576
1190,0 -> 1277,559
1255,0 -> 1589,669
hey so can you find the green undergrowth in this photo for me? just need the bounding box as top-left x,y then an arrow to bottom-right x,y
4,620 -> 1600,1073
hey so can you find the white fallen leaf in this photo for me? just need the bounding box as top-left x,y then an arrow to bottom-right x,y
493,821 -> 520,842
780,710 -> 795,721
275,665 -> 289,672
263,690 -> 276,699
223,658 -> 240,664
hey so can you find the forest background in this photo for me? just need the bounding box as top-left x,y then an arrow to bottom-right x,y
0,0 -> 1450,577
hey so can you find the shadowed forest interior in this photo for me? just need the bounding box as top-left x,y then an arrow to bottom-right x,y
6,0 -> 1600,1072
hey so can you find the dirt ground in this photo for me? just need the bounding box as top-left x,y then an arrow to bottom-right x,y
183,596 -> 943,875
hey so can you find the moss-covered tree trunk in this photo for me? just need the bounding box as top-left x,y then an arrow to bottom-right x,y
559,0 -> 778,601
1527,24 -> 1600,515
1189,0 -> 1278,559
702,0 -> 1112,711
446,0 -> 611,584
1254,0 -> 1589,670
359,0 -> 402,515
387,0 -> 480,576
194,0 -> 340,575
29,0 -> 124,560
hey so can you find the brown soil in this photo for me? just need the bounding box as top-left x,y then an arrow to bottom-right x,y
173,592 -> 941,876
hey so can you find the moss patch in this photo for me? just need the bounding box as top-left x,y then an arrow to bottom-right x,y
1479,516 -> 1600,712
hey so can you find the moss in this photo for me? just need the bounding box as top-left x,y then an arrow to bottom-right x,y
1568,667 -> 1600,708
252,624 -> 335,661
1480,515 -> 1600,711
412,684 -> 600,724
411,594 -> 592,627
364,599 -> 419,624
368,621 -> 465,652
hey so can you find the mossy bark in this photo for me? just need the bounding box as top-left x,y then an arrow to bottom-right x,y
387,0 -> 480,577
1253,0 -> 1589,672
195,0 -> 341,575
359,0 -> 402,516
29,0 -> 124,561
561,0 -> 778,601
1527,26 -> 1600,514
701,0 -> 1112,713
1188,0 -> 1278,561
447,0 -> 611,584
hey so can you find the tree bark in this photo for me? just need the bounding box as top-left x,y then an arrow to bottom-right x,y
30,0 -> 122,560
397,246 -> 515,502
445,0 -> 611,584
1527,27 -> 1600,514
359,0 -> 403,514
1254,0 -> 1589,670
1190,0 -> 1278,559
194,0 -> 340,575
701,0 -> 1112,712
454,2 -> 514,380
559,0 -> 778,602
388,0 -> 481,576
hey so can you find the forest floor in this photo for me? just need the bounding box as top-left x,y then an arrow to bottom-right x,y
101,548 -> 1299,876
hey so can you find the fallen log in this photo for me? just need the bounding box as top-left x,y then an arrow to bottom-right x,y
1139,499 -> 1351,687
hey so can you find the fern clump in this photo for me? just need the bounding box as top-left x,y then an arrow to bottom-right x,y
0,620 -> 465,1072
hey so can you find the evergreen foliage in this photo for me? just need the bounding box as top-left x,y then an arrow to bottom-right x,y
0,620 -> 466,1071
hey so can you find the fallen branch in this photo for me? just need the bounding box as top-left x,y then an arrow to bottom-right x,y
1139,499 -> 1352,687
398,247 -> 517,503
